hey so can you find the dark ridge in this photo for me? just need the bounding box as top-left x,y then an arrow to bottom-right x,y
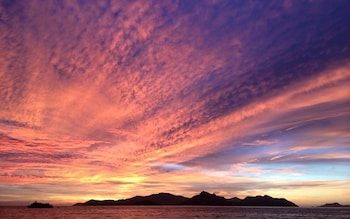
319,203 -> 350,207
73,191 -> 298,207
28,201 -> 53,208
74,193 -> 188,206
74,199 -> 117,206
227,197 -> 242,205
182,191 -> 230,206
240,195 -> 297,207
116,193 -> 188,205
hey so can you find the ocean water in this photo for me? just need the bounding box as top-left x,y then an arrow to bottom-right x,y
0,206 -> 349,219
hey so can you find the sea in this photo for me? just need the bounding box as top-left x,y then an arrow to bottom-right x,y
0,206 -> 349,219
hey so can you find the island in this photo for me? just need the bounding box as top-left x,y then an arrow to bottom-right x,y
74,191 -> 298,207
319,203 -> 350,207
28,201 -> 53,208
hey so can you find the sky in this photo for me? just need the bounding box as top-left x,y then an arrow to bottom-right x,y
0,0 -> 349,207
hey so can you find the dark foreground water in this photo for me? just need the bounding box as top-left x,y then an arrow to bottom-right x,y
0,206 -> 349,219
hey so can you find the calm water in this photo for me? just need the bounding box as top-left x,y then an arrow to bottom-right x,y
0,206 -> 349,219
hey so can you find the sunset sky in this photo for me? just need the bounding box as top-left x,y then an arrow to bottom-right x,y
0,0 -> 349,207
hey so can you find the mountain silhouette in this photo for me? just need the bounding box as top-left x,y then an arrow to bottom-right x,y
28,201 -> 53,208
74,191 -> 298,207
182,191 -> 231,206
227,197 -> 242,205
239,195 -> 297,206
117,193 -> 188,205
319,202 -> 350,207
74,193 -> 187,206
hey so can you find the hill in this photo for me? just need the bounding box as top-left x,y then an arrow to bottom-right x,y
319,203 -> 350,207
74,191 -> 298,207
182,191 -> 230,206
